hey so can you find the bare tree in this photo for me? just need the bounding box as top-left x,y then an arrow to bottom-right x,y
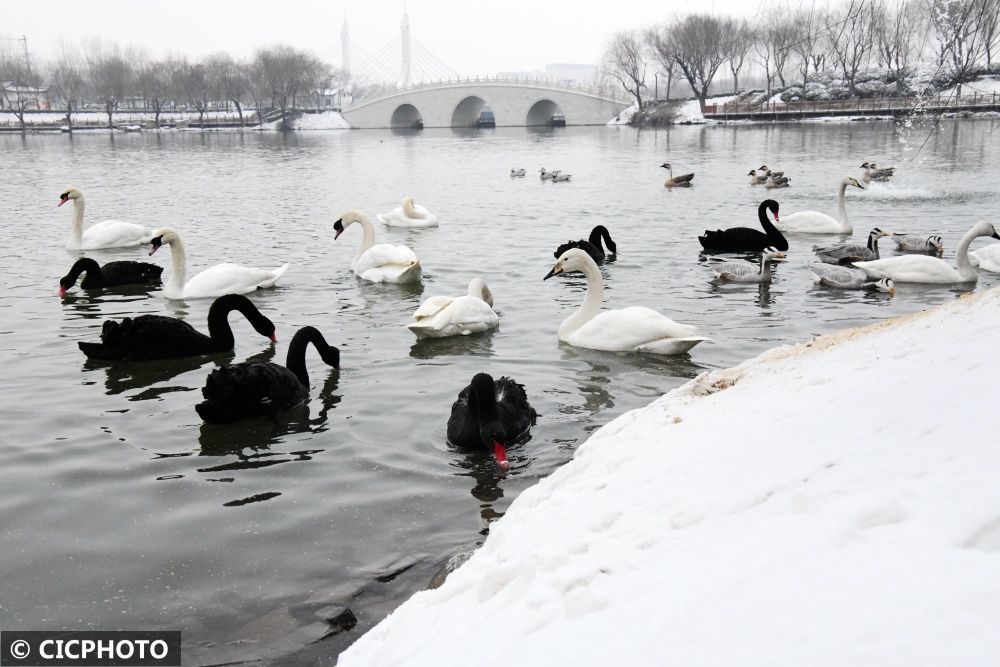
765,7 -> 800,88
669,14 -> 729,106
792,3 -> 830,86
1,42 -> 43,132
722,18 -> 755,92
828,0 -> 879,95
48,44 -> 88,131
177,60 -> 212,126
928,0 -> 998,87
85,40 -> 132,129
603,31 -> 647,109
646,24 -> 678,100
242,59 -> 270,124
136,58 -> 179,128
753,24 -> 777,97
254,45 -> 328,128
207,52 -> 247,126
874,0 -> 923,93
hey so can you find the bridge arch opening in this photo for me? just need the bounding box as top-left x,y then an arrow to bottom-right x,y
526,99 -> 565,126
451,96 -> 492,128
390,104 -> 423,129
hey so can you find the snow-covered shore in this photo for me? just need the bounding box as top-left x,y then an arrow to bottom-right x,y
340,287 -> 1000,666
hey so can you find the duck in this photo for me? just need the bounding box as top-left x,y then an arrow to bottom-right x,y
148,228 -> 289,299
759,165 -> 784,179
807,264 -> 896,294
407,278 -> 499,339
661,162 -> 694,188
812,227 -> 890,264
861,162 -> 895,182
377,196 -> 440,228
707,248 -> 786,283
544,248 -> 708,355
765,175 -> 791,189
334,210 -> 422,284
969,244 -> 1000,273
854,221 -> 1000,283
699,200 -> 787,252
552,173 -> 572,182
748,169 -> 768,185
447,372 -> 537,472
554,225 -> 617,265
775,176 -> 864,234
59,258 -> 162,296
892,233 -> 944,255
539,168 -> 557,180
195,325 -> 340,424
510,168 -> 526,177
78,293 -> 276,361
59,187 -> 153,250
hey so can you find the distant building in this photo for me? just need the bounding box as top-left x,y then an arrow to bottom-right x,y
0,82 -> 49,111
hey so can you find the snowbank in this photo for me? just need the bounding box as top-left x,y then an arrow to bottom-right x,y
674,94 -> 737,123
340,288 -> 1000,667
259,111 -> 351,131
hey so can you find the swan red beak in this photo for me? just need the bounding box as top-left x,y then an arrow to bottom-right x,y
148,245 -> 159,257
58,285 -> 66,297
269,333 -> 278,343
493,440 -> 509,471
57,199 -> 68,207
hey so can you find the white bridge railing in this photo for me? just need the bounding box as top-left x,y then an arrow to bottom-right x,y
351,76 -> 631,105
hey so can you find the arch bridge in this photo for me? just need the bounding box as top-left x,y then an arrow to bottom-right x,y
341,78 -> 631,129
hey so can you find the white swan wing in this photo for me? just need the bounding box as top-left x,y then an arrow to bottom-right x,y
379,206 -> 439,227
407,295 -> 498,338
178,263 -> 289,299
566,307 -> 701,352
970,244 -> 1000,272
853,256 -> 958,283
775,211 -> 841,234
355,243 -> 421,283
80,220 -> 153,249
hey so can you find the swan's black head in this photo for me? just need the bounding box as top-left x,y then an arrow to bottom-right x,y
58,191 -> 70,207
334,218 -> 345,240
469,372 -> 508,470
762,199 -> 780,222
148,234 -> 164,257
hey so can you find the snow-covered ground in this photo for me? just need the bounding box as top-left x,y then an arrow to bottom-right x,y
259,111 -> 351,130
0,109 -> 351,131
940,74 -> 1000,98
340,287 -> 1000,667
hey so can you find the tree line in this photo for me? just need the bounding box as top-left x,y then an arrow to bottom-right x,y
0,39 -> 348,132
604,0 -> 1000,109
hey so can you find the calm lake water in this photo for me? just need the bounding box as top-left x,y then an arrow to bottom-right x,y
1,119 -> 998,665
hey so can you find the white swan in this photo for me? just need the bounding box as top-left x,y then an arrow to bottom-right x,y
148,228 -> 289,299
407,278 -> 499,339
775,177 -> 864,234
377,196 -> 439,228
334,210 -> 422,284
544,248 -> 708,355
59,187 -> 153,250
854,221 -> 1000,283
970,244 -> 1000,273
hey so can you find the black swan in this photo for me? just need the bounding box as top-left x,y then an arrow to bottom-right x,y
698,199 -> 788,252
554,225 -> 618,265
447,373 -> 537,471
59,258 -> 163,295
78,294 -> 276,361
196,326 -> 340,424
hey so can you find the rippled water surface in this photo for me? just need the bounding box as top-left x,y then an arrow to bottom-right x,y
1,120 -> 998,664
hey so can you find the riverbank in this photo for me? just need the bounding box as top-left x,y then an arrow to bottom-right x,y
0,109 -> 350,132
339,287 -> 1000,666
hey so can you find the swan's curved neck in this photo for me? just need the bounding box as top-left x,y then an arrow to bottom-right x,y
836,181 -> 851,232
68,197 -> 86,248
64,257 -> 100,287
955,225 -> 984,281
402,198 -> 425,219
352,216 -> 376,267
560,262 -> 604,337
165,237 -> 187,296
285,326 -> 340,387
207,295 -> 273,352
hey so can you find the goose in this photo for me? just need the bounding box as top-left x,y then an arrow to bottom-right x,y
854,221 -> 1000,283
748,169 -> 768,185
554,225 -> 617,265
447,372 -> 537,472
893,233 -> 944,255
775,177 -> 864,234
195,325 -> 340,424
59,258 -> 162,296
407,278 -> 499,339
969,244 -> 1000,273
861,162 -> 895,182
377,196 -> 440,228
807,264 -> 896,294
759,165 -> 785,179
699,200 -> 787,252
510,168 -> 526,177
552,173 -> 572,182
78,293 -> 276,361
334,210 -> 422,284
707,248 -> 786,283
539,168 -> 557,180
58,187 -> 153,250
765,176 -> 791,189
148,228 -> 289,299
812,227 -> 890,264
661,162 -> 694,188
544,248 -> 708,355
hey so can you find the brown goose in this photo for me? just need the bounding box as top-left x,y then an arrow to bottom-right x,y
661,162 -> 694,188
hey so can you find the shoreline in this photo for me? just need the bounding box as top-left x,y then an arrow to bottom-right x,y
338,287 -> 1000,666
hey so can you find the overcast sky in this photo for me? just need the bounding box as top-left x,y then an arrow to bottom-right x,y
3,0 -> 760,75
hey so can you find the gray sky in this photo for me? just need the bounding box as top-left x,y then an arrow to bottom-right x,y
3,0 -> 757,76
